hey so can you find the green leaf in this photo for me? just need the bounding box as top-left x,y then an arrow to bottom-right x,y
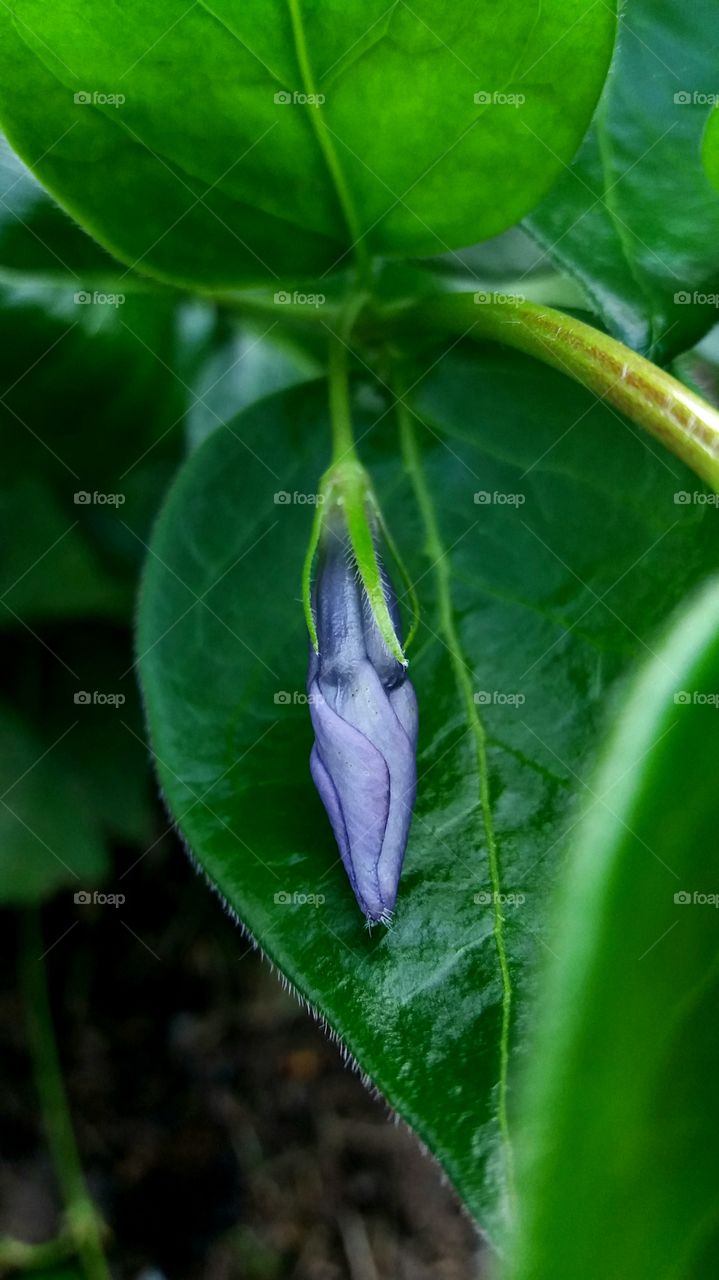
0,704 -> 108,904
0,134 -> 118,282
702,104 -> 719,194
0,131 -> 176,299
508,578 -> 719,1280
0,276 -> 184,626
137,345 -> 716,1235
0,1 -> 615,289
526,0 -> 719,362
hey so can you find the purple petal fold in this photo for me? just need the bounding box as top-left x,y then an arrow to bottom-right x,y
308,527 -> 418,921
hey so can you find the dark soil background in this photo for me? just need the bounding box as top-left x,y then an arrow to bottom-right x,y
0,822 -> 484,1279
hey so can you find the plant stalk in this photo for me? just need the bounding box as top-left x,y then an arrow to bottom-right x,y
20,909 -> 111,1280
414,292 -> 719,491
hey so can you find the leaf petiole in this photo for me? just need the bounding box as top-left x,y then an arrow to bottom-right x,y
412,292 -> 719,492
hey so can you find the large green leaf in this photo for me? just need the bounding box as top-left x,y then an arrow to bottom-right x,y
526,0 -> 719,361
509,578 -> 719,1280
137,345 -> 716,1235
0,1 -> 615,289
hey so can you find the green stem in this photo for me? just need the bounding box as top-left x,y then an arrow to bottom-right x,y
0,1232 -> 75,1270
20,910 -> 111,1280
395,391 -> 516,1216
414,292 -> 719,491
328,337 -> 358,464
286,0 -> 371,287
322,337 -> 406,664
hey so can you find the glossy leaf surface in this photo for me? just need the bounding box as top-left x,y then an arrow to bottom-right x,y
0,1 -> 615,288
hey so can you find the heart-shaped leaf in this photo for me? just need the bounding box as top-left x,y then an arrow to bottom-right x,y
137,343 -> 716,1235
526,0 -> 719,361
509,578 -> 719,1280
0,1 -> 615,288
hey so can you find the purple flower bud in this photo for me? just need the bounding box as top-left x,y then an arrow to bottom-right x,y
308,522 -> 418,922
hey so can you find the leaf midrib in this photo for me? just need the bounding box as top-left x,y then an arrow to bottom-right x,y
397,397 -> 517,1212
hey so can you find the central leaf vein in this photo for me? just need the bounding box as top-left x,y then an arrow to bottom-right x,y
396,394 -> 516,1209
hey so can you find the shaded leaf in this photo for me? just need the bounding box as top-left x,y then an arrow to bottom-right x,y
526,0 -> 719,361
0,704 -> 108,903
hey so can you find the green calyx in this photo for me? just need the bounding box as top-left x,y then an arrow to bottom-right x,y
302,458 -> 416,666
